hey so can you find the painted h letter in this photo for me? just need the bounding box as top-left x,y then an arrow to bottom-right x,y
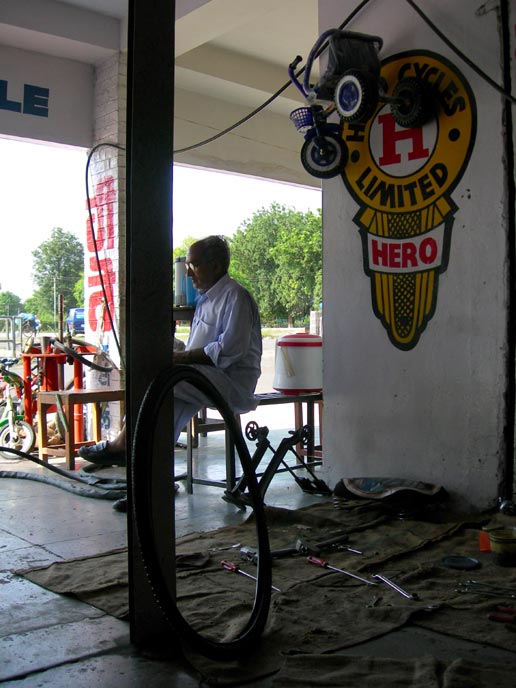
377,113 -> 429,166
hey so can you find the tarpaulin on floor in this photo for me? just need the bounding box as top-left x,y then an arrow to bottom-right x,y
17,499 -> 516,686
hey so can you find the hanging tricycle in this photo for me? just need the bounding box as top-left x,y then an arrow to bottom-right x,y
288,28 -> 433,179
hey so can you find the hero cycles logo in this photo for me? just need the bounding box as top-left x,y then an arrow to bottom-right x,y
341,50 -> 476,350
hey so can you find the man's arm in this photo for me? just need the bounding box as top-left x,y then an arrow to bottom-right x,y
173,348 -> 213,366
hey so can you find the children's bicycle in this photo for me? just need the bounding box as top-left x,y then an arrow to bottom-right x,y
0,358 -> 36,460
288,28 -> 432,179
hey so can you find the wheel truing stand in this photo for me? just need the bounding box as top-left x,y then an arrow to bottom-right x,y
223,421 -> 331,509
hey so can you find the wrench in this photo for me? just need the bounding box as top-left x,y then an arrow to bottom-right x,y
307,556 -> 377,586
372,573 -> 419,600
457,586 -> 516,599
465,580 -> 516,595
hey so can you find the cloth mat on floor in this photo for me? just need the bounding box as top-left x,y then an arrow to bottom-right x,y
18,547 -> 130,619
16,500 -> 516,686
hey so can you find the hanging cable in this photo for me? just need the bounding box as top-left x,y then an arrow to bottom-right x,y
85,142 -> 126,367
404,0 -> 516,105
174,84 -> 292,155
0,446 -> 126,499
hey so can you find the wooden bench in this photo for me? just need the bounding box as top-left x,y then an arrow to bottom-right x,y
185,391 -> 323,493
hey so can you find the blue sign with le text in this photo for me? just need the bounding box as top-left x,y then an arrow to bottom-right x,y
0,80 -> 49,117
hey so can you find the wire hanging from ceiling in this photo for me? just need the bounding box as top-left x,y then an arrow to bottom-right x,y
174,0 -> 516,157
85,141 -> 126,366
173,0 -> 375,155
404,0 -> 516,105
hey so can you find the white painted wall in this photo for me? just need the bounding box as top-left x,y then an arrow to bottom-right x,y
319,0 -> 510,508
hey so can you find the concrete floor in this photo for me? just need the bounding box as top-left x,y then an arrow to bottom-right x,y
2,406 -> 516,686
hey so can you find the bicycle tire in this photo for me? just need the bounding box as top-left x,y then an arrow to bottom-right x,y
300,133 -> 347,179
132,364 -> 272,660
335,69 -> 378,123
0,420 -> 36,460
390,77 -> 432,128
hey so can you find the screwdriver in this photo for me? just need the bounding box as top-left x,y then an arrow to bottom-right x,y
307,556 -> 377,586
220,560 -> 281,592
488,605 -> 516,623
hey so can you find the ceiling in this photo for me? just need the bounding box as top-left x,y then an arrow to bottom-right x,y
58,0 -> 319,68
64,0 -> 128,19
1,0 -> 323,186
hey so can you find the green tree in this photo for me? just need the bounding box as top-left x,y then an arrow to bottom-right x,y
31,228 -> 84,316
24,293 -> 46,319
270,208 -> 322,325
173,235 -> 198,260
229,203 -> 322,325
230,203 -> 286,323
73,273 -> 84,307
0,291 -> 23,316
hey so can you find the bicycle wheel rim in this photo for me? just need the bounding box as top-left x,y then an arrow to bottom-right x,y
132,364 -> 272,660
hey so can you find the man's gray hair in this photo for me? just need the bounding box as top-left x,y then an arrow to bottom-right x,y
198,235 -> 230,272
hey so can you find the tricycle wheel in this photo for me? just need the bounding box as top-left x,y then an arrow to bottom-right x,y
0,421 -> 36,459
300,133 -> 347,179
390,77 -> 432,128
335,70 -> 378,122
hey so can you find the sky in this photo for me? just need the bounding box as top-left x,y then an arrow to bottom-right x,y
0,137 -> 322,302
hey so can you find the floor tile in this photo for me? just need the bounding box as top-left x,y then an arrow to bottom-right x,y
0,543 -> 62,571
0,648 -> 202,687
0,574 -> 104,640
45,529 -> 128,559
1,616 -> 129,682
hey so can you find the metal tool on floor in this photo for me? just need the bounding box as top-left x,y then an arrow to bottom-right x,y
240,532 -> 358,565
488,605 -> 516,632
307,556 -> 377,586
221,560 -> 282,592
488,605 -> 516,625
294,533 -> 362,556
457,580 -> 516,599
372,573 -> 420,600
223,422 -> 330,509
209,542 -> 241,552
